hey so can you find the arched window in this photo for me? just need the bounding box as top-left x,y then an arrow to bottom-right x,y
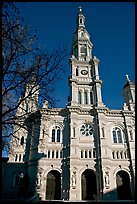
76,67 -> 78,76
93,149 -> 96,158
56,151 -> 58,158
89,150 -> 92,158
57,129 -> 60,142
15,154 -> 18,162
78,91 -> 82,104
85,150 -> 87,158
81,150 -> 83,158
81,46 -> 86,53
52,129 -> 55,142
90,92 -> 93,104
48,150 -> 50,158
84,92 -> 88,104
52,150 -> 54,158
20,136 -> 24,145
112,127 -> 123,144
19,154 -> 22,162
51,126 -> 61,142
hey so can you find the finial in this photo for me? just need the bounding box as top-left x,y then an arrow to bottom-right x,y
126,74 -> 130,82
78,6 -> 82,14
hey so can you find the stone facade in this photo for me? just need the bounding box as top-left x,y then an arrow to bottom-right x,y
2,7 -> 135,201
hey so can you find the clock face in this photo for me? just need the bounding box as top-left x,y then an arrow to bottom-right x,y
81,70 -> 88,75
80,123 -> 93,136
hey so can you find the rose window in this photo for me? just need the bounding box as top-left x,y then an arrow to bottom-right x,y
80,123 -> 93,136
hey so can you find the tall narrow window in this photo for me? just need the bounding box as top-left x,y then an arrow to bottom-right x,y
93,149 -> 96,158
52,150 -> 54,158
73,127 -> 75,137
90,92 -> 93,104
84,92 -> 88,104
60,150 -> 63,158
113,130 -> 117,143
56,151 -> 58,158
81,150 -> 83,158
19,154 -> 22,162
76,68 -> 78,76
117,129 -> 122,143
89,150 -> 92,158
20,136 -> 24,145
48,150 -> 50,158
57,129 -> 60,142
15,154 -> 18,162
78,91 -> 82,104
112,151 -> 115,159
52,129 -> 55,142
129,130 -> 133,141
102,127 -> 105,138
85,150 -> 87,158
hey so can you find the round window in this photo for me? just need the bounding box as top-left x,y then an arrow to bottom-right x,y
80,123 -> 93,136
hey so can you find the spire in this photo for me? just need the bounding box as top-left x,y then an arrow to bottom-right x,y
76,6 -> 85,29
72,7 -> 93,61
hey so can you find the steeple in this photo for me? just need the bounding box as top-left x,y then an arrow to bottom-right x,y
72,6 -> 93,62
76,6 -> 85,29
69,7 -> 104,108
122,75 -> 135,111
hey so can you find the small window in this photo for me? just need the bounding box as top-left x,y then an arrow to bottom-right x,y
57,129 -> 60,142
129,130 -> 133,141
90,92 -> 93,104
15,154 -> 18,162
78,91 -> 82,104
113,130 -> 117,143
85,151 -> 87,158
73,127 -> 76,137
117,130 -> 122,143
112,151 -> 115,159
81,150 -> 83,158
102,127 -> 105,138
80,19 -> 82,24
93,150 -> 96,158
84,92 -> 88,104
48,150 -> 50,158
76,68 -> 78,76
116,151 -> 119,159
19,154 -> 22,162
52,150 -> 54,158
120,151 -> 123,159
60,151 -> 63,158
20,136 -> 24,145
89,150 -> 92,158
56,151 -> 58,158
52,129 -> 55,142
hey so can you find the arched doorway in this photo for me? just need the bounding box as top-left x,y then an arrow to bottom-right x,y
116,170 -> 131,200
46,170 -> 61,200
81,169 -> 97,200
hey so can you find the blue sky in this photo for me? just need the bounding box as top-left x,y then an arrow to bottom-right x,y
15,2 -> 135,110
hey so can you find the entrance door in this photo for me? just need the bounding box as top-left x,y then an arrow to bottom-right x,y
81,169 -> 97,200
46,170 -> 61,200
116,170 -> 131,200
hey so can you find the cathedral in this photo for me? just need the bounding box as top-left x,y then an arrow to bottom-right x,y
2,7 -> 135,201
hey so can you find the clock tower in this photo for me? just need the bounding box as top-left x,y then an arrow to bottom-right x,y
69,6 -> 104,108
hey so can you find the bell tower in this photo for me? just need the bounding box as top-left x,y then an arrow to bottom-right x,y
69,7 -> 104,108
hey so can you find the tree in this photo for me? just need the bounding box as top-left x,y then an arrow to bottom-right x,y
2,2 -> 68,155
